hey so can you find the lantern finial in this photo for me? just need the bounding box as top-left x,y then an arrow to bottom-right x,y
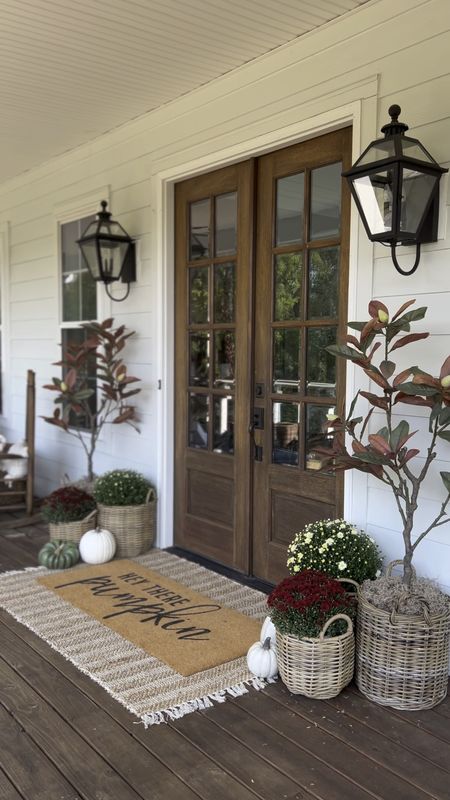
381,104 -> 409,137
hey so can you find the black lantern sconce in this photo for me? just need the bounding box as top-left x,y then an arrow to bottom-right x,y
77,201 -> 136,301
343,105 -> 448,276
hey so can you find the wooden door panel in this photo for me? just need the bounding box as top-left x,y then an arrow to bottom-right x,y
252,128 -> 352,584
174,161 -> 254,571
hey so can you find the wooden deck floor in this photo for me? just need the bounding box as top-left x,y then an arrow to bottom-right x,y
0,512 -> 449,800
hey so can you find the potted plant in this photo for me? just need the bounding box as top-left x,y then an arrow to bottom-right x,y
287,518 -> 382,584
324,298 -> 450,710
267,570 -> 356,699
93,470 -> 156,557
41,486 -> 97,543
43,318 -> 141,484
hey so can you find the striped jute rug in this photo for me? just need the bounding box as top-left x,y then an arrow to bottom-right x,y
0,550 -> 271,726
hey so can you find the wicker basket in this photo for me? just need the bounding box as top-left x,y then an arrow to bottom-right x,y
277,613 -> 355,699
97,488 -> 156,558
356,561 -> 450,711
49,509 -> 97,543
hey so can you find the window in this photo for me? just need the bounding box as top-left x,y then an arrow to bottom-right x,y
60,214 -> 97,429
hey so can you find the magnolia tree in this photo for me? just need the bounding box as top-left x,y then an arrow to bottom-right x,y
43,319 -> 141,481
323,299 -> 450,589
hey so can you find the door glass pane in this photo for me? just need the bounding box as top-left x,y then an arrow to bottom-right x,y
214,262 -> 235,323
189,393 -> 209,449
307,327 -> 337,397
213,396 -> 234,454
276,173 -> 304,245
214,331 -> 235,389
189,267 -> 209,324
306,404 -> 335,469
310,162 -> 341,240
189,199 -> 210,260
273,402 -> 300,466
215,192 -> 237,256
189,333 -> 210,386
308,247 -> 339,319
274,253 -> 302,321
273,328 -> 301,394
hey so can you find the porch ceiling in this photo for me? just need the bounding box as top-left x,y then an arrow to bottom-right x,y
0,0 -> 370,185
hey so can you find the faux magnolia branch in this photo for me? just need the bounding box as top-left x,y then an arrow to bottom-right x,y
43,318 -> 141,481
322,299 -> 450,588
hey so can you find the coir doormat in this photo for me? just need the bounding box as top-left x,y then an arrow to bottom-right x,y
0,550 -> 270,725
38,558 -> 261,676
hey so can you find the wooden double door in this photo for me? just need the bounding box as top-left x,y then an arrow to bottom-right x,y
174,128 -> 351,584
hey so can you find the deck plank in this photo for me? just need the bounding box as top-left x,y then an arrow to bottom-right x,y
0,516 -> 449,800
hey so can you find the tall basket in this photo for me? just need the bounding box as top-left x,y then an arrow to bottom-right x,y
277,613 -> 355,699
356,561 -> 450,710
97,488 -> 156,558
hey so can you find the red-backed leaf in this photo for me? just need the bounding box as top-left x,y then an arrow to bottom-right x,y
114,325 -> 126,339
352,441 -> 366,454
121,389 -> 141,399
120,376 -> 140,385
359,390 -> 389,410
395,392 -> 435,408
361,318 -> 377,340
401,448 -> 420,465
368,434 -> 392,456
112,408 -> 135,424
43,384 -> 60,391
367,342 -> 382,362
391,298 -> 416,322
101,318 -> 114,329
412,372 -> 437,386
65,368 -> 77,389
390,332 -> 429,352
363,368 -> 390,389
379,360 -> 396,380
346,334 -> 362,350
54,408 -> 61,419
368,300 -> 389,319
393,368 -> 415,387
440,355 -> 450,380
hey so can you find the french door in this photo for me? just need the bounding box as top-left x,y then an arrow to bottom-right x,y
174,128 -> 352,584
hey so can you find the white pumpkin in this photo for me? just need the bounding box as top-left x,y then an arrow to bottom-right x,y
260,616 -> 277,648
79,527 -> 116,564
246,636 -> 278,679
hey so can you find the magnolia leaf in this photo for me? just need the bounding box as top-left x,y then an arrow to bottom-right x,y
440,471 -> 450,494
395,307 -> 427,325
346,334 -> 362,350
345,390 -> 360,423
437,431 -> 450,443
359,391 -> 389,410
327,344 -> 364,362
43,384 -> 60,391
393,367 -> 416,387
112,408 -> 135,424
73,389 -> 95,401
347,321 -> 365,331
391,298 -> 416,322
368,434 -> 392,455
439,355 -> 450,380
401,448 -> 420,465
121,389 -> 141,399
395,392 -> 435,408
352,440 -> 366,454
360,318 -> 378,341
390,332 -> 429,352
363,368 -> 390,390
101,318 -> 114,329
379,360 -> 396,380
65,368 -> 77,389
368,300 -> 388,319
390,420 -> 409,452
395,381 -> 438,397
367,341 -> 382,362
439,407 -> 450,427
353,450 -> 389,465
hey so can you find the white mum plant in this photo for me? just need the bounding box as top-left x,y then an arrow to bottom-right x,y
287,519 -> 382,585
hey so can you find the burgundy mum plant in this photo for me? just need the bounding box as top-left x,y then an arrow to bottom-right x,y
43,319 -> 141,482
323,299 -> 450,589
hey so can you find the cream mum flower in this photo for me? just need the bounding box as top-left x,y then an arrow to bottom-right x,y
338,560 -> 347,571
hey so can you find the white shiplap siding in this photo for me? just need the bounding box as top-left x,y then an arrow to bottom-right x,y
0,0 -> 449,587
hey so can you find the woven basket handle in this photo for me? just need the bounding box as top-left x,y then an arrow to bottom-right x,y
389,594 -> 432,627
386,559 -> 417,579
337,577 -> 359,591
146,488 -> 156,504
83,509 -> 97,523
319,613 -> 353,640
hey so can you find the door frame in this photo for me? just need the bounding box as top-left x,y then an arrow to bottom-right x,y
152,87 -> 377,552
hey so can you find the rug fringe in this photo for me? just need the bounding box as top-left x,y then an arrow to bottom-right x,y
138,676 -> 277,728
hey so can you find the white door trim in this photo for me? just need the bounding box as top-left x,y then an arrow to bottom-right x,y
152,83 -> 378,550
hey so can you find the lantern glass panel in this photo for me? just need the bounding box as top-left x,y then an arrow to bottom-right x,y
352,170 -> 394,236
401,139 -> 437,163
400,168 -> 438,235
99,240 -> 129,282
358,139 -> 396,166
79,240 -> 101,280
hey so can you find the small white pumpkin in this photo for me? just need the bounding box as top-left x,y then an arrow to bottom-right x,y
246,636 -> 278,679
260,616 -> 277,648
79,526 -> 116,564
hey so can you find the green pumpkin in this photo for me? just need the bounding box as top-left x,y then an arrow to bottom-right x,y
38,539 -> 79,570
